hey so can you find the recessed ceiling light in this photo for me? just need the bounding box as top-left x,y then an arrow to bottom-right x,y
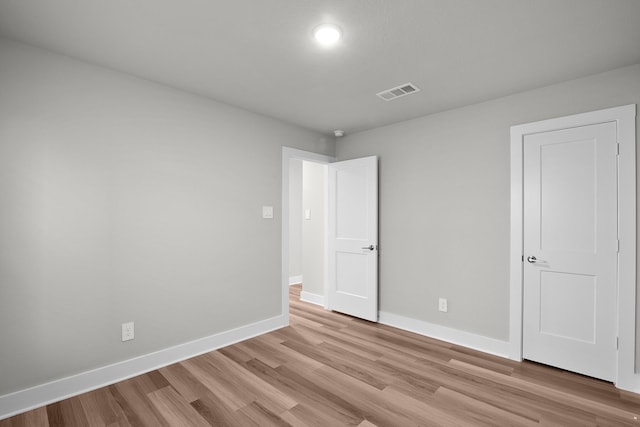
313,24 -> 342,46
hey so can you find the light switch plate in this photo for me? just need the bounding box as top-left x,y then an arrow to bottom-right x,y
304,209 -> 311,220
262,206 -> 274,219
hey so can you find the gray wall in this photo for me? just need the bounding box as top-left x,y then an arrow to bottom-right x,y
288,159 -> 303,280
301,161 -> 326,297
337,64 -> 640,343
0,38 -> 334,396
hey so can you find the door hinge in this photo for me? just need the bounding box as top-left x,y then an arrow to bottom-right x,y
617,337 -> 619,350
617,142 -> 621,155
617,239 -> 620,253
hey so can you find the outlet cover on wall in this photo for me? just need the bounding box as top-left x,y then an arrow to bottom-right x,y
122,322 -> 134,341
438,298 -> 448,313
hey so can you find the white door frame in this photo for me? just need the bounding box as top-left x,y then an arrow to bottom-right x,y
509,104 -> 637,390
281,147 -> 335,322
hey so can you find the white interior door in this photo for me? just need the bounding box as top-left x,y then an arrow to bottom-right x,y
523,122 -> 617,381
327,156 -> 378,321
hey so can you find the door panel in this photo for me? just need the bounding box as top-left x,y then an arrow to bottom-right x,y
328,156 -> 378,321
336,167 -> 369,239
540,139 -> 596,253
539,271 -> 595,343
523,122 -> 617,382
336,252 -> 368,297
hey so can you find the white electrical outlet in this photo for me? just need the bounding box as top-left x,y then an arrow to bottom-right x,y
121,322 -> 134,342
438,298 -> 448,313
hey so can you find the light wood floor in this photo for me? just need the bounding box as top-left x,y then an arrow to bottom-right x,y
3,284 -> 640,426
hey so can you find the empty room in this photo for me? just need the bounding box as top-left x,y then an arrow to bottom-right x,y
1,1 -> 640,425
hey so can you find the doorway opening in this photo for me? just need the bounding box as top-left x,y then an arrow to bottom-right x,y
289,159 -> 328,306
281,147 -> 334,323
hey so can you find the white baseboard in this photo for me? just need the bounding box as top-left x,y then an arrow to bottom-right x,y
378,311 -> 511,359
300,291 -> 325,307
288,275 -> 303,285
0,315 -> 287,421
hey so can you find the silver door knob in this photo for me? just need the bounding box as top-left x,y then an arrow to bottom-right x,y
527,255 -> 548,263
362,245 -> 375,251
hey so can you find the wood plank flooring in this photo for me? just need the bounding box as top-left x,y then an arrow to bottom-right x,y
3,284 -> 640,426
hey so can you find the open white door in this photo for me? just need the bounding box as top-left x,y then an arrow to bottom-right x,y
327,156 -> 378,321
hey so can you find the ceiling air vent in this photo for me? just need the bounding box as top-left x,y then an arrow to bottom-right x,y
376,83 -> 420,101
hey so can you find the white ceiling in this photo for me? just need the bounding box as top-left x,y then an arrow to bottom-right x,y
1,0 -> 639,136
